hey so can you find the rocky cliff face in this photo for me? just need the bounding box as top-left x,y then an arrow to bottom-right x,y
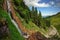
27,32 -> 47,40
0,19 -> 9,39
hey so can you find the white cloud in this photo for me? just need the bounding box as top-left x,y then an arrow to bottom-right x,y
36,3 -> 50,7
23,0 -> 40,6
42,13 -> 53,16
50,1 -> 55,5
23,0 -> 51,7
42,13 -> 57,16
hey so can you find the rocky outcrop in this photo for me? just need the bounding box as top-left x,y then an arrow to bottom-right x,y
0,19 -> 9,39
27,32 -> 47,40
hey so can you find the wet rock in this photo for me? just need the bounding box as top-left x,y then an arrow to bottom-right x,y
0,19 -> 9,39
27,32 -> 47,40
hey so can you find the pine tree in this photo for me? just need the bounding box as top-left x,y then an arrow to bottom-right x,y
31,6 -> 35,21
38,11 -> 46,28
38,11 -> 42,27
34,7 -> 38,25
32,6 -> 34,12
45,19 -> 50,27
31,7 -> 38,25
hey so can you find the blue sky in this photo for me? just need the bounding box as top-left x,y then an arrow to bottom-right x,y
37,7 -> 60,16
29,7 -> 60,16
23,0 -> 60,16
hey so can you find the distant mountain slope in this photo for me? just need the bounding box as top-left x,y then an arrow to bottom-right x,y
47,12 -> 60,26
46,12 -> 60,35
1,0 -> 60,40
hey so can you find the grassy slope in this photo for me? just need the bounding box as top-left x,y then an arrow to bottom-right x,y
13,0 -> 58,38
13,0 -> 52,37
46,13 -> 60,25
16,12 -> 50,37
0,8 -> 25,40
46,13 -> 60,35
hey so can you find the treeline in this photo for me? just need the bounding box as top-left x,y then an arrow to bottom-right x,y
13,0 -> 50,29
29,7 -> 51,28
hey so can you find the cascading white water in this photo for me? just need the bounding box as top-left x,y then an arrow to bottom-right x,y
6,0 -> 22,35
6,0 -> 30,38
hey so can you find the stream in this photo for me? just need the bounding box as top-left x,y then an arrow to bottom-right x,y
6,0 -> 30,38
7,0 -> 22,35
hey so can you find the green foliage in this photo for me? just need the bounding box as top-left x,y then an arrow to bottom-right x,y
32,6 -> 35,12
46,12 -> 60,26
45,19 -> 50,27
30,7 -> 37,25
30,7 -> 47,29
13,0 -> 50,30
38,11 -> 43,26
0,0 -> 3,7
13,0 -> 22,6
49,35 -> 60,40
13,0 -> 30,22
0,8 -> 25,40
46,12 -> 60,35
13,0 -> 32,24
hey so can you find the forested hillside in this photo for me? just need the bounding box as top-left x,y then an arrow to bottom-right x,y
0,0 -> 60,40
0,0 -> 24,40
46,12 -> 60,36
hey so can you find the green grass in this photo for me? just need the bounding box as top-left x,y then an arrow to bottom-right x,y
13,0 -> 60,37
55,25 -> 60,35
46,13 -> 60,35
15,11 -> 49,37
0,8 -> 25,40
46,13 -> 60,26
22,20 -> 50,37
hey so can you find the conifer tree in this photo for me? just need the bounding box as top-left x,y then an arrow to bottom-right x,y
0,0 -> 3,7
38,11 -> 42,27
34,7 -> 38,25
45,19 -> 50,27
38,11 -> 46,28
31,6 -> 35,20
